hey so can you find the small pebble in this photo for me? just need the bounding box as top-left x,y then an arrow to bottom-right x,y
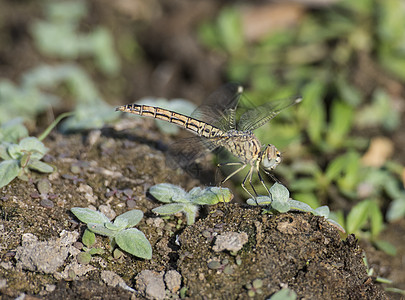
40,198 -> 54,208
126,199 -> 136,209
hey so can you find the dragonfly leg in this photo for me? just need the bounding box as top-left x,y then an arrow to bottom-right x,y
219,163 -> 247,185
240,166 -> 257,201
257,170 -> 272,201
264,170 -> 281,184
247,167 -> 259,197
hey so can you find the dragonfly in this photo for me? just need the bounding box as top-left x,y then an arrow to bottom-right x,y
116,83 -> 302,199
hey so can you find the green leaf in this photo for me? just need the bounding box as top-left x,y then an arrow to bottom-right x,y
369,201 -> 383,238
300,81 -> 326,145
269,288 -> 297,300
386,197 -> 405,222
149,183 -> 187,203
87,223 -> 116,237
71,207 -> 111,224
325,154 -> 347,181
313,206 -> 330,218
114,209 -> 143,228
152,203 -> 185,215
82,229 -> 96,247
217,7 -> 244,54
326,100 -> 354,148
271,200 -> 291,213
19,137 -> 48,159
88,247 -> 105,255
270,183 -> 290,202
0,144 -> 12,160
7,144 -> 22,160
0,118 -> 28,143
288,199 -> 314,212
105,221 -> 127,231
76,252 -> 91,264
346,200 -> 371,234
373,240 -> 397,256
246,195 -> 272,206
207,187 -> 233,203
28,160 -> 54,173
191,187 -> 232,205
0,159 -> 20,188
115,228 -> 152,259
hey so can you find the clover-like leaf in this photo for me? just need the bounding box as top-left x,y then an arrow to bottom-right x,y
271,200 -> 291,213
270,183 -> 290,202
82,229 -> 96,248
0,159 -> 20,188
28,160 -> 54,173
19,137 -> 48,160
77,252 -> 92,265
71,207 -> 111,224
0,118 -> 28,143
114,209 -> 143,228
192,187 -> 233,205
246,196 -> 272,206
313,206 -> 330,218
0,144 -> 12,160
115,228 -> 152,259
288,199 -> 313,212
152,203 -> 185,215
149,183 -> 187,203
105,220 -> 128,231
87,222 -> 116,237
7,144 -> 22,160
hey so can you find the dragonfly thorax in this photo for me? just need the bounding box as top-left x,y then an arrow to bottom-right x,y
218,130 -> 262,164
260,144 -> 282,171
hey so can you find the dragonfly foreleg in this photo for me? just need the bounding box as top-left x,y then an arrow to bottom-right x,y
263,169 -> 281,184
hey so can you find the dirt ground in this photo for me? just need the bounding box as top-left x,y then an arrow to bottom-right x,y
1,0 -> 405,299
0,127 -> 387,299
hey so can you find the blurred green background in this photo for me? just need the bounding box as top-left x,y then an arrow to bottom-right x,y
1,0 -> 405,256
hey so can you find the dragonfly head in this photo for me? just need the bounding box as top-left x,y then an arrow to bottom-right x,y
261,144 -> 282,171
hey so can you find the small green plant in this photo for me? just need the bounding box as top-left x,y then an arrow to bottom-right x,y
247,183 -> 344,232
267,287 -> 297,300
245,279 -> 263,298
71,207 -> 152,260
149,183 -> 233,225
0,113 -> 72,188
31,1 -> 120,75
76,229 -> 105,264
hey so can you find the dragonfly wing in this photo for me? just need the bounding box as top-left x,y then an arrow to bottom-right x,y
166,136 -> 217,170
237,96 -> 302,131
191,83 -> 243,131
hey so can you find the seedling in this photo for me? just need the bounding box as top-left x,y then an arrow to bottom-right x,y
0,113 -> 72,188
76,229 -> 105,265
268,288 -> 297,300
70,207 -> 152,260
247,183 -> 344,232
149,183 -> 233,225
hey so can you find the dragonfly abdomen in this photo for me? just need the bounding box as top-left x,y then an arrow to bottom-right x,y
116,104 -> 224,138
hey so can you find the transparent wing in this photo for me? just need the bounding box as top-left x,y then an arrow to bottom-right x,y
191,82 -> 243,131
166,136 -> 218,170
237,96 -> 302,131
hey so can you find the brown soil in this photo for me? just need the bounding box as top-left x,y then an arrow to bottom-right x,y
0,128 -> 387,299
